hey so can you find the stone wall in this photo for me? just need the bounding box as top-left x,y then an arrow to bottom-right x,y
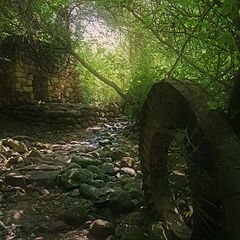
0,37 -> 83,106
0,60 -> 83,105
0,103 -> 121,128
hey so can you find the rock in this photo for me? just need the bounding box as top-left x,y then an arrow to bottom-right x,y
60,168 -> 93,188
109,149 -> 125,161
19,164 -> 62,171
169,171 -> 186,188
28,149 -> 42,158
80,183 -> 99,200
89,151 -> 100,159
6,156 -> 24,166
108,189 -> 134,213
99,139 -> 111,146
5,167 -> 61,187
79,153 -> 94,158
98,150 -> 110,158
134,162 -> 141,171
89,219 -> 114,240
3,138 -> 27,154
4,172 -> 26,187
0,221 -> 6,231
87,165 -> 102,174
120,226 -> 147,240
124,212 -> 142,225
71,189 -> 80,197
101,162 -> 115,175
65,162 -> 81,170
92,180 -> 106,188
101,157 -> 112,163
120,167 -> 136,177
51,220 -> 71,232
148,222 -> 168,240
122,181 -> 141,191
58,206 -> 88,226
102,146 -> 112,153
120,157 -> 135,167
71,157 -> 101,168
106,181 -> 121,189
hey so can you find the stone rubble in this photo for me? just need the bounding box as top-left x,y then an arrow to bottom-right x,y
0,115 -> 152,240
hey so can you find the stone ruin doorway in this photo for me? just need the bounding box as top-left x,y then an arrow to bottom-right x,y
32,73 -> 48,102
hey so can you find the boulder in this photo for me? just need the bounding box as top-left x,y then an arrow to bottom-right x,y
60,168 -> 93,188
80,183 -> 99,200
71,157 -> 101,168
101,162 -> 115,175
108,189 -> 134,214
58,206 -> 88,226
89,219 -> 114,240
120,167 -> 136,177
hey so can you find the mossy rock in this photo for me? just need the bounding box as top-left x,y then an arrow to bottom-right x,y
120,226 -> 148,240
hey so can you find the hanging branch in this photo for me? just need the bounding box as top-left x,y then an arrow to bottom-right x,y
69,48 -> 131,103
168,4 -> 214,78
124,5 -> 213,78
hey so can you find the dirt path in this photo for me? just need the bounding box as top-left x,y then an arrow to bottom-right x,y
0,116 -> 143,240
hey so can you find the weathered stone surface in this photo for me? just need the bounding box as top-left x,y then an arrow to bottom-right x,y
89,219 -> 114,240
108,189 -> 134,213
71,157 -> 101,168
101,162 -> 115,175
60,168 -> 93,188
120,167 -> 136,177
5,168 -> 61,187
58,206 -> 88,226
79,183 -> 99,200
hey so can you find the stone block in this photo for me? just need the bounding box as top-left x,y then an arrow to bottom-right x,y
52,77 -> 59,83
16,88 -> 24,93
15,83 -> 21,89
26,80 -> 32,86
23,86 -> 33,92
14,77 -> 27,84
11,72 -> 26,79
15,63 -> 23,72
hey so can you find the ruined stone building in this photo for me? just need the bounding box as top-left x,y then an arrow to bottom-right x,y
0,37 -> 83,106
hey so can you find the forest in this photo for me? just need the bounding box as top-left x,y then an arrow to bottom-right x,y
0,0 -> 240,239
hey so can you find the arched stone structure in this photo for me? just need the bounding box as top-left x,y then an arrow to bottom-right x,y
140,80 -> 240,239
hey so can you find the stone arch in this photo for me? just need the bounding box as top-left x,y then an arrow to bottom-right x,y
139,80 -> 230,239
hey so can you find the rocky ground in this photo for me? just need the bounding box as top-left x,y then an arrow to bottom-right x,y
0,115 -> 152,240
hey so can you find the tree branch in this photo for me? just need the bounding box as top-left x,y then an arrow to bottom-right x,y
69,47 -> 130,103
168,4 -> 214,78
125,5 -> 212,77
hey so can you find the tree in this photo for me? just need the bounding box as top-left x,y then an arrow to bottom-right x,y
0,0 -> 131,102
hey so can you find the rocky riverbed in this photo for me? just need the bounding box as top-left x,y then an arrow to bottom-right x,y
0,115 -> 153,240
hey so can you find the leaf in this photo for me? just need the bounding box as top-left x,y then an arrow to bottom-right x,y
207,101 -> 219,110
233,51 -> 239,66
199,27 -> 207,41
221,0 -> 236,15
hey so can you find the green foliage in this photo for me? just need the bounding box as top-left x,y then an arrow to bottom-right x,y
127,72 -> 156,118
78,40 -> 131,104
1,0 -> 239,114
